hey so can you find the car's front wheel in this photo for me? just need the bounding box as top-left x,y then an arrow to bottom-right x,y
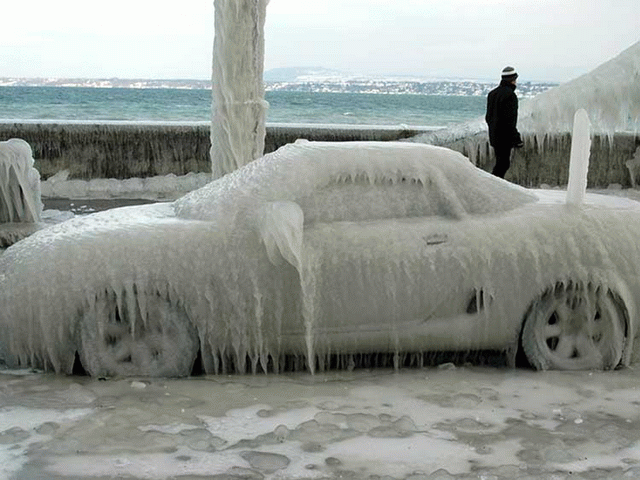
79,290 -> 199,377
521,282 -> 626,370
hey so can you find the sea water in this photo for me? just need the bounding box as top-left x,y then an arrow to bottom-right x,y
0,86 -> 487,127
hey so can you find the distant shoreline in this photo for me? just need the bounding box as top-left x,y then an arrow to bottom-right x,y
0,78 -> 557,98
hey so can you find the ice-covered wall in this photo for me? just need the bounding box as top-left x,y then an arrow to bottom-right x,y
0,122 -> 434,179
0,122 -> 212,180
0,138 -> 42,223
0,124 -> 636,188
446,131 -> 638,188
211,0 -> 269,179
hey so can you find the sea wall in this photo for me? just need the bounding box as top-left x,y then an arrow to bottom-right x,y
0,121 -> 638,187
0,122 -> 432,181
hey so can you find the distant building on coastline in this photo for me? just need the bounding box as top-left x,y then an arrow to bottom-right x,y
0,76 -> 556,99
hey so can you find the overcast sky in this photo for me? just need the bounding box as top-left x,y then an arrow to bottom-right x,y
1,0 -> 638,83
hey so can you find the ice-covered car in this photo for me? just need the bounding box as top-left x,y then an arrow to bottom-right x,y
1,140 -> 639,377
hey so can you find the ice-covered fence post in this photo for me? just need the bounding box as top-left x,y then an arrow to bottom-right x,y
566,109 -> 591,206
211,0 -> 269,179
0,138 -> 42,223
625,146 -> 640,188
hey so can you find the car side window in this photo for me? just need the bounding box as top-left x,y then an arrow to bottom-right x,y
295,174 -> 466,225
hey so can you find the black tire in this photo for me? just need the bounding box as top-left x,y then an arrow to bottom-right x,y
522,282 -> 626,370
79,290 -> 199,377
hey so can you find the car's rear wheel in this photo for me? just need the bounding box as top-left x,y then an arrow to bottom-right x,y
521,282 -> 626,370
79,290 -> 199,377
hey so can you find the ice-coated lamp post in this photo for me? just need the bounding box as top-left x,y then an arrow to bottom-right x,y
211,0 -> 269,179
566,109 -> 591,206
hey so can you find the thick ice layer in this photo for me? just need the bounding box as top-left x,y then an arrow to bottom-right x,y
519,41 -> 640,136
0,139 -> 42,223
2,141 -> 640,376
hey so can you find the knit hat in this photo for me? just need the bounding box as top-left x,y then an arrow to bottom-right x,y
501,66 -> 518,79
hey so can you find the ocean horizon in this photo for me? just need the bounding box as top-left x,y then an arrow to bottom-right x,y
0,85 -> 493,129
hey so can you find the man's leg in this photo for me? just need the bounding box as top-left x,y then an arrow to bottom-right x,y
492,146 -> 512,178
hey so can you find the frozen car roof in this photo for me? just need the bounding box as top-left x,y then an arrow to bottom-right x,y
175,140 -> 537,225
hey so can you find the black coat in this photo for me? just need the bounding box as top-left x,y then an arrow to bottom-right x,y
485,80 -> 523,148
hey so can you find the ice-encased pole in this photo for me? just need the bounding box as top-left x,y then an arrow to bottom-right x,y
566,109 -> 591,206
211,0 -> 269,179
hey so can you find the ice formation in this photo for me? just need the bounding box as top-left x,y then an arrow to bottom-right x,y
40,169 -> 212,201
0,139 -> 43,247
519,40 -> 640,137
2,141 -> 640,377
211,0 -> 269,179
566,109 -> 591,205
0,138 -> 42,223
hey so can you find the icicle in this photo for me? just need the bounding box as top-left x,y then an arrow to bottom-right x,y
250,270 -> 270,374
137,286 -> 148,327
301,274 -> 316,374
258,201 -> 304,272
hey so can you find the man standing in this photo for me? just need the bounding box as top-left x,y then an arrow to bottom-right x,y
485,66 -> 524,178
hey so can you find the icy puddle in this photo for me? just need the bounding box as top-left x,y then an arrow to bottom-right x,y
2,366 -> 640,479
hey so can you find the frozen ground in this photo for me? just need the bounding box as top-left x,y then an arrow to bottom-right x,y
3,366 -> 640,479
